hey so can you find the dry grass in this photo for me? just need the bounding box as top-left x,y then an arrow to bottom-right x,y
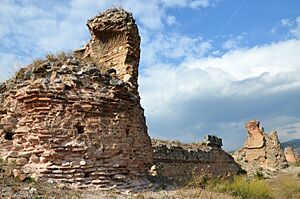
288,162 -> 300,167
270,175 -> 300,199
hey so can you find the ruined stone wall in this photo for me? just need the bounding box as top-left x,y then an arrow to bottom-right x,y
151,139 -> 241,179
234,120 -> 287,174
0,8 -> 153,190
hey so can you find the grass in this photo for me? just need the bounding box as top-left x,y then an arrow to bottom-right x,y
288,162 -> 300,167
9,50 -> 102,83
270,175 -> 300,199
207,176 -> 271,199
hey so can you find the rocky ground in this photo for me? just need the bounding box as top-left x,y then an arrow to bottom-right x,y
0,183 -> 234,199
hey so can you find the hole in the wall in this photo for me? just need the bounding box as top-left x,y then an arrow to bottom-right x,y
64,85 -> 72,91
75,124 -> 84,134
4,132 -> 14,140
125,129 -> 129,137
84,172 -> 90,177
125,55 -> 136,64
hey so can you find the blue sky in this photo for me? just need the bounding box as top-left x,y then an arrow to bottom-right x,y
1,0 -> 300,150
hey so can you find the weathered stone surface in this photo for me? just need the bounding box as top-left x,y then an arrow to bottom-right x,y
244,120 -> 264,149
75,8 -> 140,89
284,147 -> 299,163
0,8 -> 153,190
245,149 -> 266,162
152,137 -> 241,180
234,120 -> 287,174
13,169 -> 27,181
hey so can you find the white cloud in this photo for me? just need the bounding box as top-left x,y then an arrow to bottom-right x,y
281,18 -> 292,27
140,37 -> 300,149
166,15 -> 177,26
290,16 -> 300,38
185,39 -> 300,80
161,0 -> 220,8
273,16 -> 300,39
221,34 -> 245,50
0,0 -> 219,80
222,39 -> 239,50
141,40 -> 300,100
140,33 -> 212,66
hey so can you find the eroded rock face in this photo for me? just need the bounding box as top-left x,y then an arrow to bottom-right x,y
75,8 -> 140,89
284,147 -> 299,163
234,120 -> 287,174
0,8 -> 153,190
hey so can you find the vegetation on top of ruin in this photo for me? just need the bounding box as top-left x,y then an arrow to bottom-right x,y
0,51 -> 110,85
0,50 -> 128,102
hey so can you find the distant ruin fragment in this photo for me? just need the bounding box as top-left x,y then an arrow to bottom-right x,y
203,135 -> 223,148
0,8 -> 153,190
234,120 -> 287,173
284,147 -> 299,163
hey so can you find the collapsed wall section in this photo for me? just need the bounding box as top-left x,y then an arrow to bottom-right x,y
151,138 -> 241,179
